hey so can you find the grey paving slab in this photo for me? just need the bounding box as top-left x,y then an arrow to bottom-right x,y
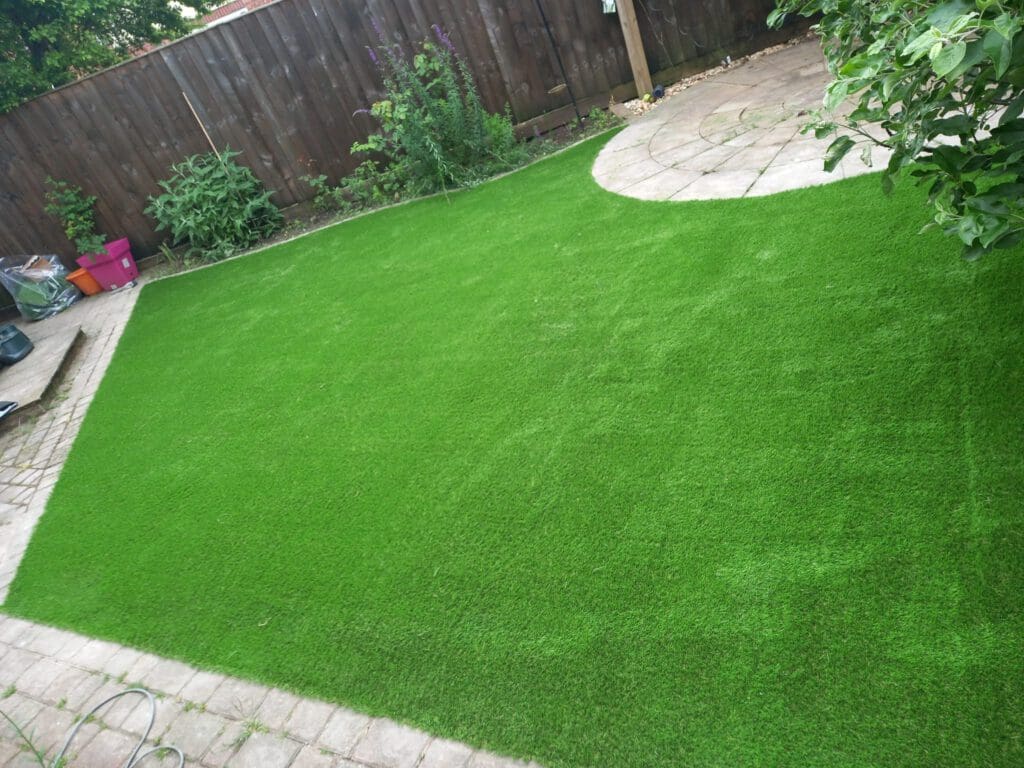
418,738 -> 475,768
140,657 -> 196,697
40,664 -> 94,706
162,708 -> 227,761
673,170 -> 761,200
256,687 -> 301,732
290,744 -> 337,768
101,646 -> 144,679
350,718 -> 431,768
178,669 -> 226,705
72,727 -> 139,768
748,158 -> 841,197
230,731 -> 301,768
70,638 -> 122,671
14,657 -> 68,698
120,694 -> 181,739
0,647 -> 41,685
205,678 -> 268,719
0,693 -> 44,730
620,168 -> 703,201
284,698 -> 335,743
202,720 -> 246,767
317,708 -> 370,756
594,37 -> 892,201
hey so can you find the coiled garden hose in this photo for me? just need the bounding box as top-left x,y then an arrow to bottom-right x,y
52,687 -> 184,767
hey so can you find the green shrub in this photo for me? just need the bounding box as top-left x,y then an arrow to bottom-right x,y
44,178 -> 107,255
769,0 -> 1024,259
345,26 -> 526,201
146,150 -> 282,262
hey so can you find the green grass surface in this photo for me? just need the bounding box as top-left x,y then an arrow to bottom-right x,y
5,135 -> 1023,767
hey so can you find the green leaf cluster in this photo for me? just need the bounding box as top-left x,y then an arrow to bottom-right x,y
769,0 -> 1024,258
43,177 -> 107,255
315,29 -> 526,211
1,0 -> 209,112
145,150 -> 283,263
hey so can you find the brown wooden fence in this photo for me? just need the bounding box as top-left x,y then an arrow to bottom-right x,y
0,0 -> 794,265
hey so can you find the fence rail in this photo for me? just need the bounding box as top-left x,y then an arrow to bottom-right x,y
0,0 -> 791,264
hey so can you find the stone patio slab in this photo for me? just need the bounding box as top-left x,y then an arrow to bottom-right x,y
594,37 -> 891,201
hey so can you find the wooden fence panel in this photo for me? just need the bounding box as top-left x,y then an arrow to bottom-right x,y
0,0 -> 790,266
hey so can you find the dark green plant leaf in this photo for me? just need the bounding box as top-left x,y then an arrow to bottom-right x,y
823,135 -> 856,171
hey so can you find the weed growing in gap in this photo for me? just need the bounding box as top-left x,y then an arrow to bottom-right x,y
0,710 -> 57,767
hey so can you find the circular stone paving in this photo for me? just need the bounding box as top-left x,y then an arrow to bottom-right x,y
592,39 -> 891,201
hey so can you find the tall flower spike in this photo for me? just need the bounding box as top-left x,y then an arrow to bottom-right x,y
432,24 -> 456,54
366,46 -> 378,65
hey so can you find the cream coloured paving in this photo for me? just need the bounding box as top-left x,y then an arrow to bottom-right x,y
593,39 -> 891,200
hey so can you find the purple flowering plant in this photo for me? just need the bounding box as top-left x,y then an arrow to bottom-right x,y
342,22 -> 525,198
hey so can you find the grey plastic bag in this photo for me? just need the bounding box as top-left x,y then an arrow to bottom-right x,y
0,255 -> 82,320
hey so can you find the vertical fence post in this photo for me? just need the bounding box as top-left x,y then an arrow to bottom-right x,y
615,0 -> 653,98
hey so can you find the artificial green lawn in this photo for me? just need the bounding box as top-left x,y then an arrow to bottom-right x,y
5,134 -> 1023,767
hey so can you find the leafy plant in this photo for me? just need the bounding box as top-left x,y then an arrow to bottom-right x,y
346,25 -> 526,201
145,150 -> 283,262
584,106 -> 624,133
302,159 -> 405,215
567,106 -> 625,137
302,174 -> 349,213
769,0 -> 1024,259
44,178 -> 107,255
